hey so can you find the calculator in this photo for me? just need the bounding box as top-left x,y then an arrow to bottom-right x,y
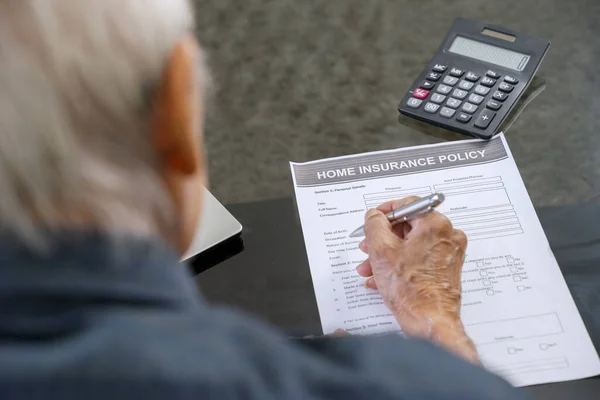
398,18 -> 550,139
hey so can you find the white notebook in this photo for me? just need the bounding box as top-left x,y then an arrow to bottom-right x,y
181,188 -> 242,261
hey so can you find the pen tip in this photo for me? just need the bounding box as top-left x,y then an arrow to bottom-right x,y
348,229 -> 363,238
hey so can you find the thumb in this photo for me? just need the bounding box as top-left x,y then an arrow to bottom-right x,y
364,208 -> 399,260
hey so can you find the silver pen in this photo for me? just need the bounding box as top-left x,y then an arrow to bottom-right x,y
348,193 -> 445,238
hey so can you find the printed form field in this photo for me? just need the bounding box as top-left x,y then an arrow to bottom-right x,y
363,186 -> 432,208
361,178 -> 523,241
435,177 -> 524,241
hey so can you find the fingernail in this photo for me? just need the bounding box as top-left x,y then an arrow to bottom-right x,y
364,278 -> 374,289
365,208 -> 379,221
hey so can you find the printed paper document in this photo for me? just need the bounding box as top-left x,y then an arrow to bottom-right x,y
290,133 -> 600,386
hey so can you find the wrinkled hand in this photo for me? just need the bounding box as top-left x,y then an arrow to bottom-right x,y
356,197 -> 478,362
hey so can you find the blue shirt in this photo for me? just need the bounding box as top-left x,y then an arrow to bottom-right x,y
0,231 -> 522,399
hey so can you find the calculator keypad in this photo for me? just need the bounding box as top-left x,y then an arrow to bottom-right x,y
480,77 -> 496,87
449,68 -> 465,77
406,98 -> 423,108
486,99 -> 502,110
462,102 -> 478,114
468,94 -> 485,105
426,72 -> 442,81
430,93 -> 446,104
465,71 -> 480,82
446,98 -> 462,109
424,103 -> 440,113
457,80 -> 474,90
404,62 -> 518,133
452,89 -> 469,99
492,91 -> 508,101
456,112 -> 472,123
436,84 -> 452,94
443,76 -> 459,86
440,107 -> 456,118
498,82 -> 514,93
413,88 -> 429,99
474,85 -> 490,96
474,109 -> 496,129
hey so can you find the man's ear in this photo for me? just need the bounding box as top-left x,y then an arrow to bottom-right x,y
153,35 -> 201,176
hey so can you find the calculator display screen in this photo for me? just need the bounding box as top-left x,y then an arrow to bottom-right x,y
448,36 -> 531,71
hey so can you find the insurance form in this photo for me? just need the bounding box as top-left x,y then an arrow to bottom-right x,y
290,133 -> 600,387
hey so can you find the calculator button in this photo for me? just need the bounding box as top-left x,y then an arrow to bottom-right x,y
420,80 -> 435,89
424,102 -> 440,113
474,85 -> 491,95
449,67 -> 465,77
486,70 -> 501,79
426,72 -> 442,81
456,112 -> 472,123
413,88 -> 429,99
462,102 -> 479,114
480,77 -> 497,87
406,98 -> 423,108
486,99 -> 502,110
432,64 -> 447,73
440,107 -> 456,118
465,71 -> 480,82
504,76 -> 519,84
498,82 -> 514,93
436,84 -> 452,95
451,89 -> 469,99
468,93 -> 485,105
446,98 -> 462,109
443,76 -> 459,86
430,93 -> 446,104
458,80 -> 474,90
474,109 -> 496,129
492,90 -> 508,101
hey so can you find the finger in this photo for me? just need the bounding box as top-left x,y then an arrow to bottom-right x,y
365,277 -> 378,290
363,208 -> 400,259
358,239 -> 368,253
375,196 -> 422,214
332,329 -> 351,337
408,210 -> 453,239
356,259 -> 373,277
452,229 -> 468,251
391,220 -> 412,239
450,229 -> 468,289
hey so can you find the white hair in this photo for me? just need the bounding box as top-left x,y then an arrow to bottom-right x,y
0,0 -> 201,247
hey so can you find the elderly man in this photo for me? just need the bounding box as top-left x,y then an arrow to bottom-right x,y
0,1 -> 522,399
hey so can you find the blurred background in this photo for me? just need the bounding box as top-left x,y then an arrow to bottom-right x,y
192,0 -> 600,206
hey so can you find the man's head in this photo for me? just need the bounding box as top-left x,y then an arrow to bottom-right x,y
0,0 -> 207,253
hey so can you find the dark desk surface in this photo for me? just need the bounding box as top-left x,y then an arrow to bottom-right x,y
194,197 -> 600,399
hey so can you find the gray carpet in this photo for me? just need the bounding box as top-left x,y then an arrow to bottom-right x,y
192,0 -> 600,206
